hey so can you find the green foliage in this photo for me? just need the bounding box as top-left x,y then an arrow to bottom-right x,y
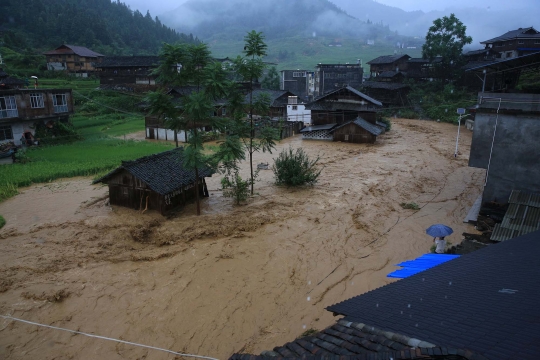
0,215 -> 5,229
299,328 -> 318,338
378,117 -> 392,131
262,67 -> 280,90
0,0 -> 197,57
422,14 -> 472,83
273,147 -> 321,187
221,171 -> 252,205
516,71 -> 540,93
400,202 -> 420,210
0,138 -> 173,203
34,121 -> 81,145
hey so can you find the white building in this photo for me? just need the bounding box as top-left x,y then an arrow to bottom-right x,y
286,96 -> 311,125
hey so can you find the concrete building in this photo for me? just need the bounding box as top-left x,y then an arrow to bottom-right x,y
280,70 -> 311,100
285,96 -> 311,125
469,92 -> 540,204
314,63 -> 363,97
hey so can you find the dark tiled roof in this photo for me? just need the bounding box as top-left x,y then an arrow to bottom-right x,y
362,81 -> 410,90
95,56 -> 160,68
330,117 -> 383,136
309,86 -> 382,107
231,319 -> 485,359
327,230 -> 540,360
464,49 -> 495,57
0,68 -> 8,78
0,77 -> 25,86
407,57 -> 442,64
481,27 -> 540,44
95,148 -> 214,195
377,71 -> 404,78
43,44 -> 104,57
300,123 -> 337,132
461,60 -> 498,71
245,89 -> 294,107
367,54 -> 411,65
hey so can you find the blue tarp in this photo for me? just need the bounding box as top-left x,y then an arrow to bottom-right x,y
388,254 -> 460,279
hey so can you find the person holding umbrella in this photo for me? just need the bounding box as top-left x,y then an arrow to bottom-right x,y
426,224 -> 454,254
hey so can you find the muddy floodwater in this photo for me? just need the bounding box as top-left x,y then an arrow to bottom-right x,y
0,119 -> 485,359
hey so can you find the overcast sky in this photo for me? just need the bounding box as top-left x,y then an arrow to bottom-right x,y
121,0 -> 534,16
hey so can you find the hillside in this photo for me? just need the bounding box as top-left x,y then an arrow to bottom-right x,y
160,0 -> 422,69
0,0 -> 197,56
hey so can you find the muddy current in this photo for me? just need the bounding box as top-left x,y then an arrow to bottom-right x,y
0,119 -> 485,359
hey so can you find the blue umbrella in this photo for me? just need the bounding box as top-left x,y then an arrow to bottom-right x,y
426,224 -> 454,237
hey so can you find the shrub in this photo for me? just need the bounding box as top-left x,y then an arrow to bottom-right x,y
400,202 -> 420,210
221,171 -> 251,205
379,117 -> 392,131
0,215 -> 5,229
273,147 -> 321,186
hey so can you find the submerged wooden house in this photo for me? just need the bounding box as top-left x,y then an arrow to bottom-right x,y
95,148 -> 214,215
329,118 -> 384,143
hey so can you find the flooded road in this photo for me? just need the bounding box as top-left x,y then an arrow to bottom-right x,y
0,119 -> 485,359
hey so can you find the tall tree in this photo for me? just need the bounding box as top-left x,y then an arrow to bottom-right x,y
234,30 -> 278,195
262,66 -> 280,90
422,14 -> 472,84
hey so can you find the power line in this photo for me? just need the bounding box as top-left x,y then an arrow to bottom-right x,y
0,315 -> 219,360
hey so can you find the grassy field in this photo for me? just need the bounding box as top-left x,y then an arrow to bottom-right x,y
208,35 -> 423,70
0,139 -> 174,202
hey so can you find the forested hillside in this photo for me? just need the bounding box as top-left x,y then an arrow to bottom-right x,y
0,0 -> 197,55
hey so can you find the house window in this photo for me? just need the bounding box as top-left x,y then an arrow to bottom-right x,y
495,42 -> 502,47
0,96 -> 18,119
293,71 -> 306,77
0,125 -> 13,141
292,105 -> 298,110
222,108 -> 227,116
535,40 -> 540,44
518,40 -> 525,44
30,93 -> 45,108
344,134 -> 349,141
53,93 -> 68,113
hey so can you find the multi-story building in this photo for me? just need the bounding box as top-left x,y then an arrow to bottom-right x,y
480,27 -> 540,59
0,89 -> 74,145
43,44 -> 104,77
95,56 -> 160,92
314,63 -> 363,97
280,70 -> 311,100
366,54 -> 410,77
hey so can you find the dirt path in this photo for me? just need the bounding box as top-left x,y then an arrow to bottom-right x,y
0,119 -> 485,360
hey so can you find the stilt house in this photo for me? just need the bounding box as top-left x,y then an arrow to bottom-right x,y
95,148 -> 214,215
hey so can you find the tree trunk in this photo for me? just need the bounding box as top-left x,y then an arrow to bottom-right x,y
195,167 -> 200,216
249,76 -> 254,196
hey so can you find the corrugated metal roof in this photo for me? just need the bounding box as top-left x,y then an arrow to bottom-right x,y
490,190 -> 540,242
509,190 -> 540,207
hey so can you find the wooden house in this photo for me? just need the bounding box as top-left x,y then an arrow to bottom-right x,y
366,54 -> 411,77
95,148 -> 215,215
480,27 -> 540,60
302,86 -> 383,142
314,63 -> 363,97
329,117 -> 384,144
95,56 -> 160,92
245,89 -> 296,118
360,81 -> 411,107
43,44 -> 104,76
0,88 -> 74,146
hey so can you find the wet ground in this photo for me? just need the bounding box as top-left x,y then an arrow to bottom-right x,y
0,119 -> 485,359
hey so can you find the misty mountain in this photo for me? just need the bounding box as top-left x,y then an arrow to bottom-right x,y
331,0 -> 538,48
160,0 -> 399,41
0,0 -> 197,55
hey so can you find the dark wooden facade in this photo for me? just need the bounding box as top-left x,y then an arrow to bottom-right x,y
95,56 -> 160,92
311,110 -> 376,126
367,55 -> 411,77
332,122 -> 377,143
314,63 -> 363,97
43,44 -> 104,75
105,169 -> 208,214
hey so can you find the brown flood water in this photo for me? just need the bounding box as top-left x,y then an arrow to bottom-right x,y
0,119 -> 485,359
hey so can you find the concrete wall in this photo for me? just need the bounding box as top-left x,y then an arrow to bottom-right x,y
469,112 -> 540,203
286,104 -> 311,125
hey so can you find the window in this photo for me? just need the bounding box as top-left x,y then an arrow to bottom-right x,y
293,71 -> 306,77
53,93 -> 68,113
292,105 -> 298,110
222,108 -> 227,116
30,93 -> 44,108
495,42 -> 502,47
535,40 -> 540,44
344,135 -> 349,141
518,40 -> 525,44
0,96 -> 18,118
0,125 -> 13,141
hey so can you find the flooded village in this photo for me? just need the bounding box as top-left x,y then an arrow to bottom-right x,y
1,1 -> 540,359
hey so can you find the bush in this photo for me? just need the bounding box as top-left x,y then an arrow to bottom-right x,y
273,147 -> 321,186
379,117 -> 392,131
0,215 -> 5,229
400,202 -> 420,210
221,171 -> 251,205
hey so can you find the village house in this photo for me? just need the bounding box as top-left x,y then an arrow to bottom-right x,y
230,229 -> 540,360
314,62 -> 364,97
95,56 -> 160,92
286,95 -> 311,125
0,68 -> 25,89
480,26 -> 540,60
246,89 -> 297,119
366,54 -> 410,78
404,57 -> 442,81
43,44 -> 104,77
360,81 -> 411,107
302,86 -> 383,142
280,70 -> 312,100
0,88 -> 74,146
95,147 -> 214,215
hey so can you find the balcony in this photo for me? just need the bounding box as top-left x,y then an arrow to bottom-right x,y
0,109 -> 19,119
